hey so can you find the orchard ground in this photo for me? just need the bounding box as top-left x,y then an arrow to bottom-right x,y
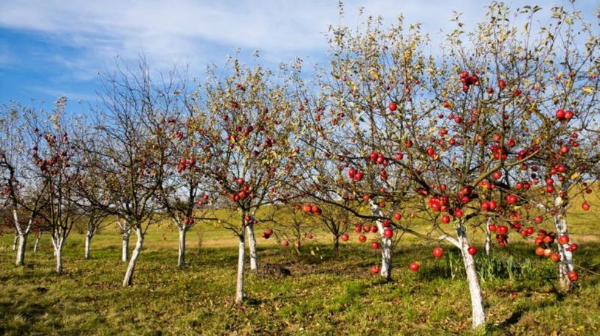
1,194 -> 599,335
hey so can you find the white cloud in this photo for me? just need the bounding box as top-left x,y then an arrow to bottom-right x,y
0,0 -> 595,80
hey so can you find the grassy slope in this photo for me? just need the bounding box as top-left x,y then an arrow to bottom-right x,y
0,189 -> 598,335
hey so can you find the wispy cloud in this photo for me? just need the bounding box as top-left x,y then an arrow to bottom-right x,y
0,0 -> 596,104
27,85 -> 97,103
4,0 -> 583,72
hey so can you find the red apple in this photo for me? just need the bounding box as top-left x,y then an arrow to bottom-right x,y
467,246 -> 477,256
383,228 -> 393,239
535,247 -> 545,256
433,247 -> 443,258
341,233 -> 349,242
558,235 -> 570,245
358,234 -> 367,243
348,167 -> 356,179
370,265 -> 380,274
371,242 -> 380,249
303,204 -> 312,213
567,271 -> 578,281
409,262 -> 420,272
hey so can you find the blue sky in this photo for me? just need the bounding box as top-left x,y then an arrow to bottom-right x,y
0,0 -> 597,110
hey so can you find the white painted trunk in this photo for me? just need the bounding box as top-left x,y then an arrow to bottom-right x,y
12,233 -> 18,251
484,218 -> 492,256
54,239 -> 64,274
33,231 -> 41,254
84,233 -> 93,259
51,237 -> 57,256
178,228 -> 187,268
457,225 -> 485,328
246,224 -> 258,271
122,227 -> 144,286
553,204 -> 574,291
235,234 -> 246,305
15,233 -> 28,266
122,231 -> 130,262
371,203 -> 392,280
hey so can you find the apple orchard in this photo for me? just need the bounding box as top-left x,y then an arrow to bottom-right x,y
1,3 -> 599,331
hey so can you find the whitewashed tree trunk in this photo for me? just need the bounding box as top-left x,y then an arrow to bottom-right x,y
15,233 -> 28,265
12,233 -> 18,251
370,202 -> 392,280
178,227 -> 187,268
235,233 -> 246,304
484,217 -> 492,256
13,211 -> 32,265
33,231 -> 41,254
51,237 -> 58,256
123,227 -> 144,286
246,223 -> 258,271
122,231 -> 130,262
554,197 -> 574,291
53,237 -> 65,274
456,224 -> 485,328
84,232 -> 93,259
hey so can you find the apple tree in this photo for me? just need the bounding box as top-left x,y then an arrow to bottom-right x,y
199,56 -> 298,304
82,59 -> 182,285
0,102 -> 50,266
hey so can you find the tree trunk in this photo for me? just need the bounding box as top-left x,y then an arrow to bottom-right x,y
122,231 -> 130,263
457,224 -> 486,328
554,204 -> 574,292
246,223 -> 258,271
15,233 -> 28,266
51,237 -> 57,256
235,234 -> 246,305
122,227 -> 144,286
178,227 -> 187,268
84,232 -> 93,259
371,203 -> 392,280
33,231 -> 41,254
12,233 -> 18,251
54,239 -> 64,274
484,217 -> 492,256
333,236 -> 340,258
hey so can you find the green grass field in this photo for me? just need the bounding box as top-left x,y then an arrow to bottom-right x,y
1,187 -> 599,335
1,217 -> 600,335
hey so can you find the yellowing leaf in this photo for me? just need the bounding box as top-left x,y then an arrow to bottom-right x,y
582,87 -> 595,94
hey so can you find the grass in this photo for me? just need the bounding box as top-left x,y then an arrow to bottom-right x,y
1,187 -> 599,335
1,223 -> 600,336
